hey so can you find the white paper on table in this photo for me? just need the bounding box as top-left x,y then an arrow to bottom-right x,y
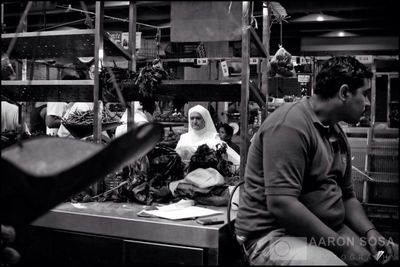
157,199 -> 195,211
142,206 -> 222,220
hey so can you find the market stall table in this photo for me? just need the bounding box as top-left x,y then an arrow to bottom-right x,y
22,201 -> 239,266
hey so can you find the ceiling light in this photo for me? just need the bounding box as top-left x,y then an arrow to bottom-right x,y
291,13 -> 345,22
320,31 -> 358,37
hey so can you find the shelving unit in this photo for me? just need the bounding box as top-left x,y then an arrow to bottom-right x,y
1,29 -> 131,60
1,3 -> 270,265
1,80 -> 95,101
1,2 -> 138,197
1,3 -> 133,142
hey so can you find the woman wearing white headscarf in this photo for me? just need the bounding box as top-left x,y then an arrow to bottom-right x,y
175,105 -> 240,165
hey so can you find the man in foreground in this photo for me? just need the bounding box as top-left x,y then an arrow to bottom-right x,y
235,56 -> 398,265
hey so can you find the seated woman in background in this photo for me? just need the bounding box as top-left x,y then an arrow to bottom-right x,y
175,104 -> 240,165
115,101 -> 154,138
217,122 -> 240,154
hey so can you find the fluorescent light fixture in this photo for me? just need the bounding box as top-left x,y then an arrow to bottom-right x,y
291,13 -> 344,22
320,31 -> 358,37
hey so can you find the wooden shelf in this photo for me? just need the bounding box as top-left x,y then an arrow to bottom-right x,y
2,79 -> 266,104
123,80 -> 266,104
1,29 -> 131,60
155,122 -> 186,127
2,80 -> 94,101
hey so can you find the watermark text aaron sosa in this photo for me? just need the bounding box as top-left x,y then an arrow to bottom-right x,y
309,236 -> 394,247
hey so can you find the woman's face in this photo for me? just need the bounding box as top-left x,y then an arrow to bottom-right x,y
218,127 -> 228,141
190,112 -> 205,131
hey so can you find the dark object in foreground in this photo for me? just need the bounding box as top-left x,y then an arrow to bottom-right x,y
1,122 -> 163,227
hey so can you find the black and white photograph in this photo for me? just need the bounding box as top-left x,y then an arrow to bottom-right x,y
1,1 -> 398,266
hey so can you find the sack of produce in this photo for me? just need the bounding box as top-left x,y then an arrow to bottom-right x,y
169,168 -> 230,207
269,46 -> 295,77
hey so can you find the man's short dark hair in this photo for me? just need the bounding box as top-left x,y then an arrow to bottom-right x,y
314,56 -> 373,99
218,122 -> 233,137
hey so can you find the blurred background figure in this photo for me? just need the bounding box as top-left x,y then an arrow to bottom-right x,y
217,122 -> 240,154
115,101 -> 154,138
29,102 -> 47,135
1,101 -> 19,132
46,101 -> 68,136
45,68 -> 79,136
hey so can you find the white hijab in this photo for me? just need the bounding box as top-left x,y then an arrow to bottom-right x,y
181,105 -> 220,145
176,105 -> 219,148
175,105 -> 240,165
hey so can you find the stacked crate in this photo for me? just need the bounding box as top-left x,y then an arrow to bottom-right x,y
346,127 -> 398,205
347,130 -> 369,202
367,130 -> 399,205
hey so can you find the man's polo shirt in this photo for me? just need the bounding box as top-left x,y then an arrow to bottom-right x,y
235,98 -> 355,242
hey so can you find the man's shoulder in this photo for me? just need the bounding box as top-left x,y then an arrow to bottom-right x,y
266,101 -> 309,126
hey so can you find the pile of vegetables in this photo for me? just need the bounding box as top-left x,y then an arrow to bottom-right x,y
71,143 -> 186,205
154,98 -> 188,123
154,112 -> 187,122
188,143 -> 238,181
115,143 -> 185,204
62,109 -> 120,125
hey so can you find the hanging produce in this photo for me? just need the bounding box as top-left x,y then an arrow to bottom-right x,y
269,46 -> 295,77
100,61 -> 173,105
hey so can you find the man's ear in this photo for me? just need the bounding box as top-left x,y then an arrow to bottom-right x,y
338,84 -> 350,101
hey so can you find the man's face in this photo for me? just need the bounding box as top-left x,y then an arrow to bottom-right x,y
190,112 -> 205,131
344,79 -> 371,124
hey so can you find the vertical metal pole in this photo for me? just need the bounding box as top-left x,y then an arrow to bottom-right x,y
362,181 -> 368,203
261,2 -> 271,121
94,1 -> 104,143
366,63 -> 376,172
20,3 -> 30,134
364,61 -> 377,204
1,4 -> 4,32
311,57 -> 316,95
386,74 -> 391,125
92,1 -> 105,195
127,1 -> 137,131
240,1 -> 251,180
